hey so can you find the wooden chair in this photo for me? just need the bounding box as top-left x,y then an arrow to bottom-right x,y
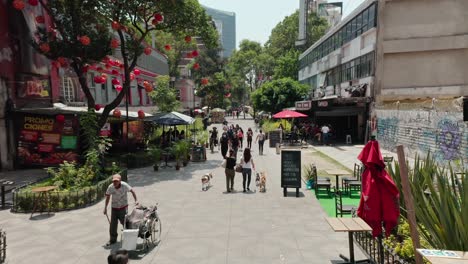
343,164 -> 363,196
313,166 -> 332,196
335,190 -> 357,217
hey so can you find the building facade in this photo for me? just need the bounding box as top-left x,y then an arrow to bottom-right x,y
0,2 -> 168,170
202,5 -> 236,58
299,0 -> 468,166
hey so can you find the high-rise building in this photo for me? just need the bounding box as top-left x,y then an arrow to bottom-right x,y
202,6 -> 236,58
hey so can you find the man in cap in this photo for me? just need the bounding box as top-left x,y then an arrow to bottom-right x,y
103,174 -> 138,246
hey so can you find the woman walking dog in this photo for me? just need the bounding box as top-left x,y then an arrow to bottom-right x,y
240,148 -> 255,192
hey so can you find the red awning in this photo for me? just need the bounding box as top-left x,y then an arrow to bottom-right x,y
272,110 -> 307,119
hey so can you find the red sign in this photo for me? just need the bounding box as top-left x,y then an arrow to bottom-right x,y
21,130 -> 39,142
37,144 -> 54,153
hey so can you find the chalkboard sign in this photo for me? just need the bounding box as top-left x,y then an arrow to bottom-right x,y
191,146 -> 206,162
281,150 -> 301,197
269,130 -> 282,148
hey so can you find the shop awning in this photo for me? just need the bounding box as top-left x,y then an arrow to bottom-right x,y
315,107 -> 366,117
145,111 -> 195,125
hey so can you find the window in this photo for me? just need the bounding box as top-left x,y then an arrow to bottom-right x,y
356,13 -> 363,36
362,9 -> 369,32
368,4 -> 376,27
61,77 -> 75,102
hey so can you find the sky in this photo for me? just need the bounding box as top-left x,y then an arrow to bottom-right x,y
199,0 -> 366,48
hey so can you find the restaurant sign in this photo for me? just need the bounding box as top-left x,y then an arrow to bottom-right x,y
295,100 -> 311,111
16,113 -> 79,166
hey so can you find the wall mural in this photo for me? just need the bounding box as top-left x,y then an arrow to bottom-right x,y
376,109 -> 467,167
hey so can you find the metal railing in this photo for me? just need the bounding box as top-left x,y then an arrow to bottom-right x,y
354,231 -> 412,264
0,228 -> 5,263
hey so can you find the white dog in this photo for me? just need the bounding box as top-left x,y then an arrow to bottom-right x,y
201,172 -> 213,191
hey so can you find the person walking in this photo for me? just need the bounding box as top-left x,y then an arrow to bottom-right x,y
225,149 -> 237,192
240,148 -> 255,192
255,129 -> 265,155
246,128 -> 253,149
103,174 -> 138,246
321,124 -> 330,145
220,131 -> 229,158
237,128 -> 244,149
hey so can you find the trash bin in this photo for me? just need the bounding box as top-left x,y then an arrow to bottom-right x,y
276,143 -> 280,154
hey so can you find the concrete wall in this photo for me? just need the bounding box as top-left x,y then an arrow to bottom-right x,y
379,0 -> 468,101
376,109 -> 468,167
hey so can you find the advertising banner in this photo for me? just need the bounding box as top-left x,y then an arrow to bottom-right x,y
16,113 -> 80,166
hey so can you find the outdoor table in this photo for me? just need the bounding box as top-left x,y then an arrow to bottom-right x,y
30,186 -> 57,218
0,180 -> 14,209
418,250 -> 468,263
325,169 -> 350,191
326,217 -> 372,264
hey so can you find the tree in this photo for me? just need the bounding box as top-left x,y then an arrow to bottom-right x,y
30,0 -> 218,129
148,76 -> 180,112
265,11 -> 328,58
273,50 -> 300,79
251,78 -> 309,113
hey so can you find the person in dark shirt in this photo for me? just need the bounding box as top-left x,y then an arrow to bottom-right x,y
225,149 -> 236,192
220,131 -> 229,158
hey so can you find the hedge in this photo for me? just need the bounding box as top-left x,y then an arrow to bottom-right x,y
11,170 -> 127,213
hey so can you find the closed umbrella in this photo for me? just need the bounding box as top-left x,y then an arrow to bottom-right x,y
357,138 -> 400,237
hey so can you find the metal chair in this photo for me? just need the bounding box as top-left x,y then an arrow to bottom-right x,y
313,166 -> 332,196
343,163 -> 363,196
335,190 -> 357,217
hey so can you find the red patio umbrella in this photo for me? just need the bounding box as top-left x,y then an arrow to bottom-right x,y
357,139 -> 400,237
272,110 -> 307,119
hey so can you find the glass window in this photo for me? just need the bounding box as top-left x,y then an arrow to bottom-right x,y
362,9 -> 369,32
368,4 -> 376,27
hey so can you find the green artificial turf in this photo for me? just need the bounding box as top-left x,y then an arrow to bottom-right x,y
310,189 -> 361,217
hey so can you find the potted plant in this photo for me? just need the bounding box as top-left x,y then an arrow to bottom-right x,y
149,147 -> 162,171
303,164 -> 316,189
179,140 -> 190,167
172,142 -> 184,170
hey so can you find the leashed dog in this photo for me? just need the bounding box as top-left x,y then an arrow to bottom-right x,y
201,172 -> 213,191
256,171 -> 267,192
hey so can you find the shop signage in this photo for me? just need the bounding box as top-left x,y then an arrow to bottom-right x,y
281,150 -> 301,197
295,100 -> 311,111
16,113 -> 79,166
16,74 -> 51,99
269,130 -> 282,148
318,101 -> 329,107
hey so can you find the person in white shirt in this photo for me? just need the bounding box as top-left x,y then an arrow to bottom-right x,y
255,130 -> 265,155
103,174 -> 138,246
321,125 -> 330,145
240,148 -> 255,192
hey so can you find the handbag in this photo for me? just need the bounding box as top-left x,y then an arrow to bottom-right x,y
235,164 -> 243,173
221,160 -> 227,168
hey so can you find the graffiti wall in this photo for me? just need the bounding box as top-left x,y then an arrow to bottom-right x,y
376,109 -> 468,167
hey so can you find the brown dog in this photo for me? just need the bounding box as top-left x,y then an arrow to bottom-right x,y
259,171 -> 267,192
201,172 -> 213,191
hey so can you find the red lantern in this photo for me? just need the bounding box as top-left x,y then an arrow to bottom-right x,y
144,81 -> 153,93
97,67 -> 103,72
28,0 -> 38,6
164,45 -> 171,51
129,73 -> 135,81
82,65 -> 89,73
39,43 -> 50,53
12,0 -> 25,10
113,109 -> 121,118
193,63 -> 200,70
191,50 -> 199,57
105,63 -> 112,69
94,104 -> 102,111
35,15 -> 45,24
115,85 -> 123,92
144,47 -> 152,55
111,69 -> 119,75
94,75 -> 102,84
55,114 -> 65,123
111,78 -> 120,85
133,69 -> 141,75
110,39 -> 119,49
184,35 -> 192,43
137,110 -> 145,119
79,35 -> 91,46
154,13 -> 164,22
102,56 -> 111,63
111,21 -> 120,30
101,73 -> 107,80
201,78 -> 209,85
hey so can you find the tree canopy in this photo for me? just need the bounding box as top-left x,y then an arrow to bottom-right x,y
251,78 -> 309,114
30,0 -> 218,128
148,75 -> 180,112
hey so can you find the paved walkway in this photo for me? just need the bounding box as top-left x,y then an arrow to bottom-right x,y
0,117 -> 371,264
